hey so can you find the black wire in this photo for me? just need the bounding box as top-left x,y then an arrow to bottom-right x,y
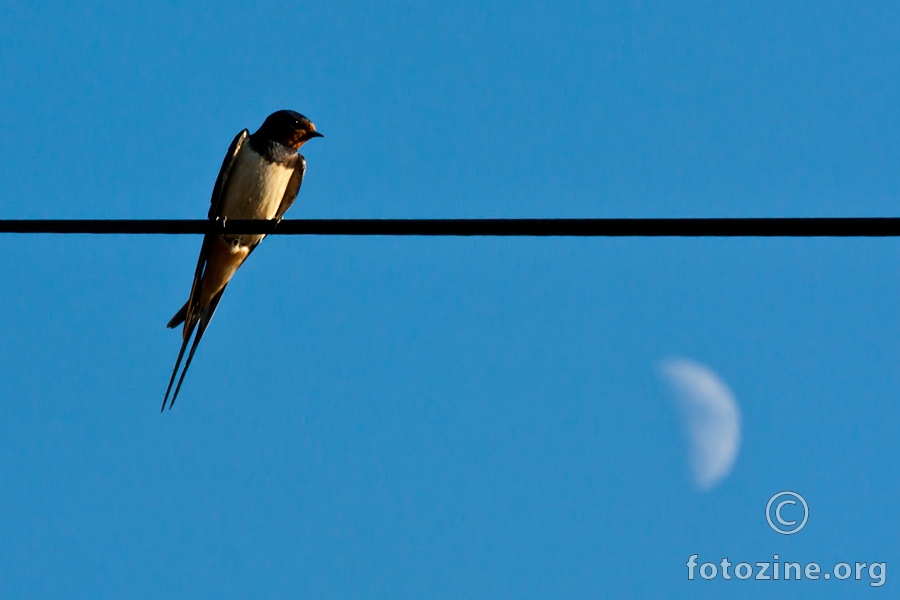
1,218 -> 900,236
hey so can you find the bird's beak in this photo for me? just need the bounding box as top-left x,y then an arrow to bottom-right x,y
306,130 -> 324,139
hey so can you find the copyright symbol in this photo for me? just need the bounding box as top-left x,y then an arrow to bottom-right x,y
766,491 -> 808,535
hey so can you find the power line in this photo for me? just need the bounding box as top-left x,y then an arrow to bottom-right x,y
1,218 -> 900,236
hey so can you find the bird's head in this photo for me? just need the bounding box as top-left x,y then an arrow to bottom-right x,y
254,110 -> 323,150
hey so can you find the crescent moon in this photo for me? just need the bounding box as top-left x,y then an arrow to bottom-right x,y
660,358 -> 741,490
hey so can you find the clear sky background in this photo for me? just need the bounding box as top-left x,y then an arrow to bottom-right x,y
1,1 -> 898,597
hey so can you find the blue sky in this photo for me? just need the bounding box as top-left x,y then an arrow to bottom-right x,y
0,1 -> 898,597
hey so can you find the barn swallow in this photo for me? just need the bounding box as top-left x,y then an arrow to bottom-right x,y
162,110 -> 323,411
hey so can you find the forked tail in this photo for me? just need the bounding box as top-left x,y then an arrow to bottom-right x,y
161,288 -> 226,412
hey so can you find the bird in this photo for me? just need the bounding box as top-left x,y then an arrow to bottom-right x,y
162,110 -> 323,411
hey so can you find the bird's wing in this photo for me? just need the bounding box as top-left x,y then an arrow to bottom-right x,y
182,129 -> 248,335
275,154 -> 306,221
208,129 -> 249,219
162,129 -> 247,411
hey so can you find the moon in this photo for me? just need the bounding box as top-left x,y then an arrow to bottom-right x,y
660,358 -> 741,490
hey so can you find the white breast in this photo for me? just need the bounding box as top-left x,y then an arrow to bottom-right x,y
219,144 -> 294,220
